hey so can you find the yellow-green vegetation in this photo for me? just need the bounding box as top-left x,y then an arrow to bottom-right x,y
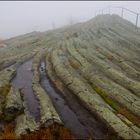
0,85 -> 11,120
1,85 -> 11,97
91,84 -> 140,128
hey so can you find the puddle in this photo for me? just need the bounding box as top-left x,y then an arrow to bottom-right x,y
12,60 -> 40,122
39,59 -> 110,139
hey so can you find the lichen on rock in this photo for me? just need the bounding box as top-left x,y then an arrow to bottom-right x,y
32,51 -> 62,125
5,86 -> 23,115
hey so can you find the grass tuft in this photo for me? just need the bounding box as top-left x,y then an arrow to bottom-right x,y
0,122 -> 74,140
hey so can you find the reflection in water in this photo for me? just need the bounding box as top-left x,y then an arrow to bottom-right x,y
40,60 -> 109,139
40,61 -> 88,138
12,60 -> 40,122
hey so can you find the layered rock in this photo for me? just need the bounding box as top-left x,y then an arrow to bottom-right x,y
15,99 -> 38,137
32,51 -> 62,125
50,45 -> 140,139
5,87 -> 23,115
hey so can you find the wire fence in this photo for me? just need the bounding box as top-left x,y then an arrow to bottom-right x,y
95,6 -> 140,29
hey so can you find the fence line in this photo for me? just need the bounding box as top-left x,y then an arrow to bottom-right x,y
95,6 -> 140,29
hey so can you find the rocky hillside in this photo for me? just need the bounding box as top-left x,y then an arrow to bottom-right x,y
0,14 -> 140,139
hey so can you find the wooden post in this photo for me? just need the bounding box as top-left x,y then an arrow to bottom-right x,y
136,13 -> 139,29
121,8 -> 124,18
102,10 -> 103,15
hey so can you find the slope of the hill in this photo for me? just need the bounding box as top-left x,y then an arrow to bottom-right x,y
0,14 -> 140,139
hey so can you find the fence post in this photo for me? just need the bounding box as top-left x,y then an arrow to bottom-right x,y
102,10 -> 103,15
121,7 -> 124,18
136,13 -> 139,29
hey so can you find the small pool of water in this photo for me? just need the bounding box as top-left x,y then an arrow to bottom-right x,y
12,60 -> 40,122
39,60 -> 110,139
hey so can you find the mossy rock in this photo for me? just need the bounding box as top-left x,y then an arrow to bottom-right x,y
0,85 -> 11,120
4,113 -> 15,122
2,84 -> 11,97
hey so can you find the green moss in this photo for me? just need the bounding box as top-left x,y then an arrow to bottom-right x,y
2,84 -> 11,97
0,85 -> 11,120
92,84 -> 140,127
3,107 -> 24,123
4,113 -> 15,122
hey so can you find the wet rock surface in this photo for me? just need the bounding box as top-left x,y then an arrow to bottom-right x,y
12,60 -> 40,122
51,47 -> 140,139
40,61 -> 90,138
32,52 -> 62,125
0,15 -> 140,139
40,58 -> 115,139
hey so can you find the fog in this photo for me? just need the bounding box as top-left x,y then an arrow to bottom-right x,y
0,1 -> 140,39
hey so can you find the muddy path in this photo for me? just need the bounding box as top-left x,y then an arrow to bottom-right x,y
39,59 -> 112,139
12,60 -> 40,122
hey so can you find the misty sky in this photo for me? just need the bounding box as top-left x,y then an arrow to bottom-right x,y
0,1 -> 140,39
